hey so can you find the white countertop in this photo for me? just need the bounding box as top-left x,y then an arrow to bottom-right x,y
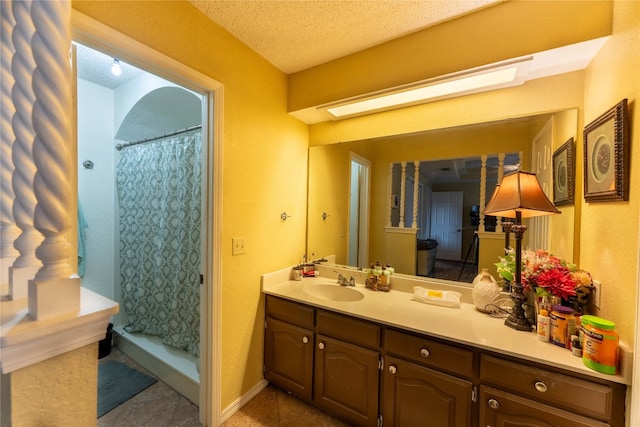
262,265 -> 632,385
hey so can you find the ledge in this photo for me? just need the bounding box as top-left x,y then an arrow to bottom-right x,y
1,287 -> 119,373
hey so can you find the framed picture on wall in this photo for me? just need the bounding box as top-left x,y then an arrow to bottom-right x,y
583,99 -> 629,202
552,138 -> 575,206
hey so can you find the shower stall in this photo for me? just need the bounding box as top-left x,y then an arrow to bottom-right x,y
76,43 -> 204,404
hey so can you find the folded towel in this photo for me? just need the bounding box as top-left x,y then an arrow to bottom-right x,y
413,286 -> 461,308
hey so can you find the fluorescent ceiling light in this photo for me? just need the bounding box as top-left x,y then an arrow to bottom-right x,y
321,57 -> 532,119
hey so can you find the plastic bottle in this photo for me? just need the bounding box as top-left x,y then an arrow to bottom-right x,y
537,309 -> 550,342
379,266 -> 391,292
549,305 -> 575,348
385,263 -> 395,276
583,316 -> 619,374
579,314 -> 596,351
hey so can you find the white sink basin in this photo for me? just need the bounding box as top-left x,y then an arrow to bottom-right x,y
304,284 -> 364,302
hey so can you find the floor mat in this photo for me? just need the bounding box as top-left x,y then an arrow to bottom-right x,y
97,360 -> 157,417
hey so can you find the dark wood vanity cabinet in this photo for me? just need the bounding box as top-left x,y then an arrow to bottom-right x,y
264,317 -> 314,399
264,296 -> 315,399
479,386 -> 611,427
314,334 -> 380,426
264,296 -> 381,426
383,329 -> 475,427
264,295 -> 627,427
479,354 -> 626,427
383,356 -> 473,427
314,310 -> 382,427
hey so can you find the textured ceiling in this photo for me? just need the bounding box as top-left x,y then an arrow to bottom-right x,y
75,43 -> 144,89
189,0 -> 503,74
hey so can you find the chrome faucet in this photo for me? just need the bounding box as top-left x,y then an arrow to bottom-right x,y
337,273 -> 355,287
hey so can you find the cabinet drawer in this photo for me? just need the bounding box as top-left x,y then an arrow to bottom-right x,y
480,385 -> 610,427
480,354 -> 614,421
316,310 -> 381,349
384,329 -> 474,378
266,295 -> 314,328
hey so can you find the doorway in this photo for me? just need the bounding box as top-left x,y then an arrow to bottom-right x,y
430,191 -> 463,261
348,153 -> 370,268
72,11 -> 223,426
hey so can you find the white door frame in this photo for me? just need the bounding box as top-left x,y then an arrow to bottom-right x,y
71,12 -> 223,426
529,118 -> 553,250
348,153 -> 370,268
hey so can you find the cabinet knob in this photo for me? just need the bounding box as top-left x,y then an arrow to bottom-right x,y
302,336 -> 308,344
488,399 -> 499,409
420,348 -> 430,358
388,365 -> 397,374
318,342 -> 325,350
534,381 -> 548,393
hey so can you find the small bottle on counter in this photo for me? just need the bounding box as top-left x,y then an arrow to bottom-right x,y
378,266 -> 391,292
571,335 -> 582,357
537,309 -> 550,342
549,305 -> 575,348
366,264 -> 378,290
385,263 -> 395,276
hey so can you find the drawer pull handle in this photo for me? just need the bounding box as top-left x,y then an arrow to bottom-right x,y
420,348 -> 430,358
534,381 -> 548,393
389,366 -> 397,374
302,336 -> 308,344
318,342 -> 325,350
488,399 -> 499,409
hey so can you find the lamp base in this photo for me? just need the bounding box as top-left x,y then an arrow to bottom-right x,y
504,282 -> 533,332
505,316 -> 533,332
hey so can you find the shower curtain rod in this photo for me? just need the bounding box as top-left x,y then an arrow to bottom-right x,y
115,125 -> 202,151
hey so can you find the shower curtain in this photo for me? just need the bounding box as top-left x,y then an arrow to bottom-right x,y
117,131 -> 201,357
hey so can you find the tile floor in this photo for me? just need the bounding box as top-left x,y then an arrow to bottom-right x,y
98,348 -> 200,426
99,348 -> 353,426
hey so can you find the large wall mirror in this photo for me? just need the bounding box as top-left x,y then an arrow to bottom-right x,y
307,109 -> 578,282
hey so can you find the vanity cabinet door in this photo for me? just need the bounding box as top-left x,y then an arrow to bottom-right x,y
479,385 -> 610,427
264,317 -> 314,400
383,356 -> 473,427
314,334 -> 380,427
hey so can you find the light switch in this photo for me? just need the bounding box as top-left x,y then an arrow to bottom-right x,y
232,237 -> 246,255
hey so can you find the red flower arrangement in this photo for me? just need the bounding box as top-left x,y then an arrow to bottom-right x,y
496,249 -> 592,300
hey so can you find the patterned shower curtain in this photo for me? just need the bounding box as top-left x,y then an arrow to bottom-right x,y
117,131 -> 201,357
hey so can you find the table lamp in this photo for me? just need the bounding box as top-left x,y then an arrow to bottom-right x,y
483,171 -> 560,331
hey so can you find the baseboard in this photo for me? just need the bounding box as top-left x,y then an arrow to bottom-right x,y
220,379 -> 268,423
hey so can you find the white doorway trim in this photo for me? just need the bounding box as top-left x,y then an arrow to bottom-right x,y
348,153 -> 370,268
71,12 -> 222,426
529,117 -> 553,250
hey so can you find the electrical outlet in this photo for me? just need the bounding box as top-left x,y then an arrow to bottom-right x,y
232,237 -> 246,255
592,279 -> 602,309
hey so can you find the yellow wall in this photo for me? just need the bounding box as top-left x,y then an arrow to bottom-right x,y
549,108 -> 580,262
3,344 -> 98,427
289,0 -> 612,111
580,0 -> 639,344
72,1 -> 309,409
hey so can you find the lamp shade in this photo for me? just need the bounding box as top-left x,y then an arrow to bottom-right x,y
484,171 -> 560,219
